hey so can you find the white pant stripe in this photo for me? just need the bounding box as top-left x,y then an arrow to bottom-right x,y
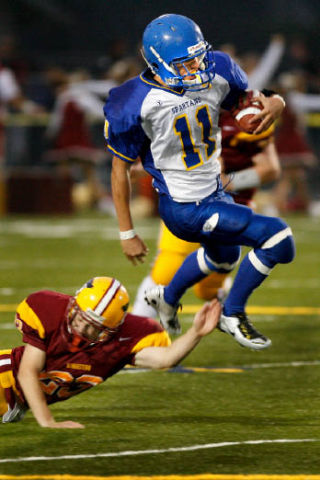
262,227 -> 293,249
248,250 -> 272,275
197,248 -> 212,274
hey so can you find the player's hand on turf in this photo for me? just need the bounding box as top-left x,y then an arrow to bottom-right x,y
121,235 -> 149,265
193,299 -> 221,337
44,420 -> 85,429
251,93 -> 285,134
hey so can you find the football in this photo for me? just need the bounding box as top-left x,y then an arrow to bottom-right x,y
231,90 -> 263,134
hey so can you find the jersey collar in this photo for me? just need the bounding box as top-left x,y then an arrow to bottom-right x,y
140,69 -> 185,96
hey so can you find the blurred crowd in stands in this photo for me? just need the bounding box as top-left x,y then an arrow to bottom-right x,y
1,31 -> 320,217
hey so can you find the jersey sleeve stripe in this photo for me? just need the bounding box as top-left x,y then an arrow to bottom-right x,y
16,299 -> 46,339
107,144 -> 136,163
0,349 -> 12,356
130,331 -> 171,353
104,120 -> 109,140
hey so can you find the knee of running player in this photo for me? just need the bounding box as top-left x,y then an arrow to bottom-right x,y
197,246 -> 241,276
248,216 -> 295,270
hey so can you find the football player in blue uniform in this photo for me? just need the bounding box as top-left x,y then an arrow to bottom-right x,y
104,14 -> 295,350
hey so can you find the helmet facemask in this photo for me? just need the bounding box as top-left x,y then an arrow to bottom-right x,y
169,45 -> 214,91
65,299 -> 122,352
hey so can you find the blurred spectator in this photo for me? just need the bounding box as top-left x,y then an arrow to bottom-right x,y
0,61 -> 25,212
0,34 -> 31,87
218,43 -> 239,61
44,70 -> 116,211
271,72 -> 318,215
106,57 -> 142,84
219,35 -> 286,91
93,38 -> 130,79
286,37 -> 320,93
246,35 -> 285,90
0,60 -> 44,162
23,66 -> 68,112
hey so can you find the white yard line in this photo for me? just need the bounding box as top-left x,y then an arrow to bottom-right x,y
0,438 -> 317,464
242,360 -> 320,369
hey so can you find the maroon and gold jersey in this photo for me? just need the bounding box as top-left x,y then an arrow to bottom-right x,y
219,110 -> 274,205
10,290 -> 170,407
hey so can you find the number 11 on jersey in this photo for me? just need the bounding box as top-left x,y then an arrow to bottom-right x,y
173,105 -> 216,170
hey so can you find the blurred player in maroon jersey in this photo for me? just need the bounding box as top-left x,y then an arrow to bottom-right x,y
0,276 -> 221,428
219,110 -> 280,207
133,111 -> 280,317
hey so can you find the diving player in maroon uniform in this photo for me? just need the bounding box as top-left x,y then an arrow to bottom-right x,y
0,276 -> 221,428
132,111 -> 280,317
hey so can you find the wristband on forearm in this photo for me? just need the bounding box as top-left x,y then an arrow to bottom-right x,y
230,167 -> 261,190
119,229 -> 136,240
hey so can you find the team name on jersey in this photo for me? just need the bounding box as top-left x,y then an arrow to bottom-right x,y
66,363 -> 92,371
171,97 -> 202,114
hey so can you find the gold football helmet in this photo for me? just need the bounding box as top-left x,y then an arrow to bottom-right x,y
65,277 -> 129,350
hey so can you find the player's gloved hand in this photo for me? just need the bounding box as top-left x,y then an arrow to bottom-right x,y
121,235 -> 149,265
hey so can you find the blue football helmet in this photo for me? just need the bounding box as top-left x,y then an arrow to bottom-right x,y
142,14 -> 215,91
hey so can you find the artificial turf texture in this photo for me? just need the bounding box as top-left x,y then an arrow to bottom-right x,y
0,212 -> 319,476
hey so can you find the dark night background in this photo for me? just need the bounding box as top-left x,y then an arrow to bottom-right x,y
0,0 -> 319,69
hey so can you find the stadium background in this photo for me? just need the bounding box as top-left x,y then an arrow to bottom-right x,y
0,0 -> 320,215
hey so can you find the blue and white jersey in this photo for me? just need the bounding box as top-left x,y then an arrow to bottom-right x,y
104,51 -> 248,203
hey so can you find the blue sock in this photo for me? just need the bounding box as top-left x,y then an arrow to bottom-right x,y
164,251 -> 207,306
223,254 -> 267,316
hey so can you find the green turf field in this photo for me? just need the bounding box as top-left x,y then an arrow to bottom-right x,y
0,212 -> 319,477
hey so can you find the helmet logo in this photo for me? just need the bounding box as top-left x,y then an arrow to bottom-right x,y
187,41 -> 206,55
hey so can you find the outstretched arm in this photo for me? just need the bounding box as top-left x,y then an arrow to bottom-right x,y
134,299 -> 221,369
17,344 -> 84,429
111,156 -> 149,265
248,34 -> 285,90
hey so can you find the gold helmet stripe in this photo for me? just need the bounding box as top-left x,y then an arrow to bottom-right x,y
94,279 -> 121,316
